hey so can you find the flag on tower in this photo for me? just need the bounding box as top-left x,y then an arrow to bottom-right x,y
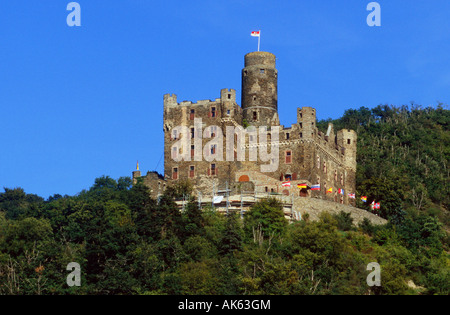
311,184 -> 321,191
348,193 -> 356,199
297,183 -> 308,189
251,30 -> 261,51
136,160 -> 139,171
327,187 -> 333,193
282,181 -> 291,187
338,188 -> 345,195
361,196 -> 367,203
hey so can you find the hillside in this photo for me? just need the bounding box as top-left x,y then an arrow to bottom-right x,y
318,104 -> 449,227
0,104 -> 448,295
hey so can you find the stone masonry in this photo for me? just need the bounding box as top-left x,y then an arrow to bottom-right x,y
134,51 -> 359,211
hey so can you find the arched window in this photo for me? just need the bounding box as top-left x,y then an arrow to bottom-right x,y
299,188 -> 308,197
239,175 -> 250,182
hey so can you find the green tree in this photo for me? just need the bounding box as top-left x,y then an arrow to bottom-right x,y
243,198 -> 287,241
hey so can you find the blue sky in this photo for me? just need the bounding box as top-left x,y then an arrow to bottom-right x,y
1,0 -> 449,198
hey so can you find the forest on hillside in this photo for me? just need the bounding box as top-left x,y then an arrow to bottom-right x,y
0,105 -> 448,295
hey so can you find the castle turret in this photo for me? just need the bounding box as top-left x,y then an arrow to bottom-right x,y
132,161 -> 141,184
337,129 -> 357,171
241,52 -> 279,127
297,107 -> 317,140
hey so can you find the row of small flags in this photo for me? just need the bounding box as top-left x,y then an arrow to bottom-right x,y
280,182 -> 381,209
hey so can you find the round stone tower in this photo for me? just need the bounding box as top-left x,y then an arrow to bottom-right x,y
241,51 -> 279,127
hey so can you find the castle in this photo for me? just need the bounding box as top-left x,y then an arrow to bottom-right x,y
133,51 -> 357,206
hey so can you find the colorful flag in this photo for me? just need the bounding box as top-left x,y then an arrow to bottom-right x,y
348,193 -> 356,199
311,184 -> 321,191
251,31 -> 260,37
282,181 -> 291,187
361,196 -> 367,202
297,183 -> 308,189
374,202 -> 380,209
327,187 -> 333,193
338,188 -> 344,195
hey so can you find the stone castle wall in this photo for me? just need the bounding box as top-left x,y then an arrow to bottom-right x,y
135,51 -> 358,208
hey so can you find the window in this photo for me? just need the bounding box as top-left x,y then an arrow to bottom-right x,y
227,109 -> 231,115
239,175 -> 249,182
210,126 -> 217,137
265,187 -> 268,192
323,161 -> 327,174
347,139 -> 351,145
299,123 -> 303,128
300,112 -> 303,118
190,128 -> 195,139
285,174 -> 292,181
285,151 -> 292,164
334,170 -> 337,181
340,174 -> 344,185
190,109 -> 195,120
286,133 -> 290,140
191,145 -> 195,158
172,129 -> 178,140
189,166 -> 195,178
253,111 -> 257,120
211,144 -> 216,155
260,69 -> 265,74
210,164 -> 217,176
172,167 -> 178,180
211,107 -> 216,118
317,156 -> 320,169
300,132 -> 303,138
228,94 -> 231,99
172,147 -> 178,159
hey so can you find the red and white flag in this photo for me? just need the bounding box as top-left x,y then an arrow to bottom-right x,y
281,181 -> 291,187
251,31 -> 260,37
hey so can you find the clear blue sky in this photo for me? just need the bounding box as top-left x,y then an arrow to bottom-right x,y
1,0 -> 449,198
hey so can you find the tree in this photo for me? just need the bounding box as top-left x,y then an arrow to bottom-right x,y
243,198 -> 287,241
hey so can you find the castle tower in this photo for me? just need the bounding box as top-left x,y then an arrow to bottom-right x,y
337,129 -> 357,171
297,107 -> 317,140
132,161 -> 141,184
241,52 -> 279,127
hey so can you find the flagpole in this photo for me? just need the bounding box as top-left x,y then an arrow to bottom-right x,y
258,30 -> 261,51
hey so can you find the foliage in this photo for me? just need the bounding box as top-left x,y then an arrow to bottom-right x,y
0,105 -> 448,295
